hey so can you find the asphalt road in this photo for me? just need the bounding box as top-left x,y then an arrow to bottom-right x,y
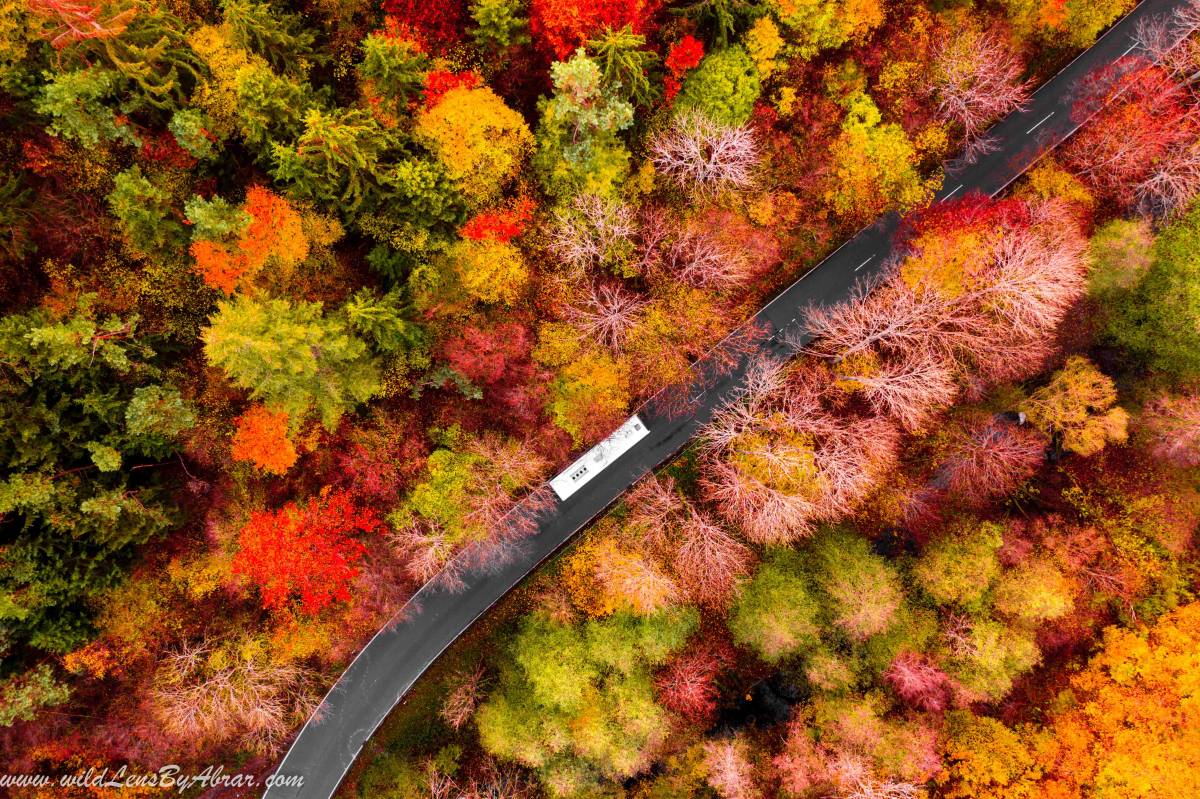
263,2 -> 1189,796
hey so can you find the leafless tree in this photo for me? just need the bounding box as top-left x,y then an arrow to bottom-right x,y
548,194 -> 637,275
651,111 -> 759,199
930,29 -> 1030,159
567,281 -> 647,350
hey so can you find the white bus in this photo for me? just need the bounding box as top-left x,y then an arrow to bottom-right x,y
549,415 -> 651,501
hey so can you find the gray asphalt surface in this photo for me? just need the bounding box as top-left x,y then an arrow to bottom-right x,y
262,2 -> 1189,796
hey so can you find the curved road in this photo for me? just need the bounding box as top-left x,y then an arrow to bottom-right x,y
264,3 -> 1190,796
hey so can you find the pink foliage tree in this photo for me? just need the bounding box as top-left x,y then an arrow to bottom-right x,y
704,737 -> 759,799
567,282 -> 646,351
1140,393 -> 1200,467
884,651 -> 954,713
672,509 -> 754,607
27,0 -> 136,48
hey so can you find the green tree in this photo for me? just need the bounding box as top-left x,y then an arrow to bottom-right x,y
220,0 -> 318,75
911,520 -> 1003,611
675,45 -> 760,126
729,548 -> 822,663
169,108 -> 219,159
470,0 -> 530,51
587,25 -> 659,107
357,30 -> 428,110
35,68 -> 138,148
808,528 -> 904,641
534,50 -> 634,200
107,166 -> 187,257
233,59 -> 311,148
342,288 -> 426,354
1106,200 -> 1200,379
77,2 -> 207,112
271,107 -> 400,213
0,664 -> 71,726
0,301 -> 193,653
202,296 -> 380,429
475,607 -> 698,793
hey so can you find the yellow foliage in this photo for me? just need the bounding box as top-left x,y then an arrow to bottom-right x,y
730,416 -> 823,499
900,226 -> 996,298
167,550 -> 234,601
548,350 -> 631,445
774,86 -> 797,117
833,349 -> 881,392
1019,160 -> 1095,210
62,641 -> 117,680
415,85 -> 533,207
450,238 -> 530,305
745,16 -> 785,77
563,537 -> 622,617
534,322 -> 583,367
1023,356 -> 1129,457
187,25 -> 257,139
825,92 -> 932,221
269,616 -> 334,663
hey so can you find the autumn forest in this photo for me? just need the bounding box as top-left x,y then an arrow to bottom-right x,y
1,0 -> 1199,796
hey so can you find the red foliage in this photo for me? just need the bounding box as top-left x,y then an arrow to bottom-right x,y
1064,63 -> 1199,207
941,419 -> 1046,506
902,194 -> 1030,244
333,414 -> 430,504
440,322 -> 532,385
139,130 -> 198,170
460,198 -> 535,242
655,638 -> 733,726
232,489 -> 381,615
884,651 -> 953,712
530,0 -> 661,59
664,35 -> 704,101
379,0 -> 466,50
423,69 -> 482,108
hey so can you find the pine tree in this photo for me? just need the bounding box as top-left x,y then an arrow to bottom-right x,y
203,296 -> 381,429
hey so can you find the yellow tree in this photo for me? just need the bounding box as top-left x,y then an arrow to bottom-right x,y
415,85 -> 533,208
824,92 -> 931,223
1023,356 -> 1129,456
1032,601 -> 1200,798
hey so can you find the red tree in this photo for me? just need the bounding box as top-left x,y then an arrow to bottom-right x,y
530,0 -> 660,58
1064,64 -> 1199,208
440,323 -> 532,385
233,489 -> 381,614
655,642 -> 729,726
379,0 -> 466,50
941,419 -> 1046,506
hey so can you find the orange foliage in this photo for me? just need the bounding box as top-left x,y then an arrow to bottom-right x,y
62,641 -> 117,680
230,404 -> 298,475
190,187 -> 309,294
